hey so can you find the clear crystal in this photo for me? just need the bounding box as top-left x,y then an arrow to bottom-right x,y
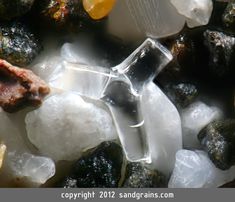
102,80 -> 148,161
102,39 -> 173,162
112,38 -> 173,93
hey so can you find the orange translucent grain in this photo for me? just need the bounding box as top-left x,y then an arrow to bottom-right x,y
83,0 -> 116,20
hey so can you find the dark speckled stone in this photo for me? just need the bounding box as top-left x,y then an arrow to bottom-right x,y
58,141 -> 123,188
122,162 -> 166,188
0,21 -> 42,66
198,120 -> 235,170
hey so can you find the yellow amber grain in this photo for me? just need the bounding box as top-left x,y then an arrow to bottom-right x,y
0,143 -> 6,169
83,0 -> 116,20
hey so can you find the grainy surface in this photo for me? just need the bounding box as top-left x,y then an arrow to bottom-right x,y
0,59 -> 50,113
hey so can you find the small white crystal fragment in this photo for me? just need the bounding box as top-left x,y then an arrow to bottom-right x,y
168,150 -> 235,188
141,83 -> 182,176
8,152 -> 55,184
170,0 -> 213,28
108,0 -> 185,41
181,101 -> 222,149
25,92 -> 117,161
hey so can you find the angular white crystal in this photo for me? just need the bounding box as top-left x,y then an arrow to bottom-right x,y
108,0 -> 185,42
181,101 -> 222,149
168,150 -> 235,188
25,92 -> 117,161
170,0 -> 213,28
140,83 -> 182,176
8,152 -> 55,184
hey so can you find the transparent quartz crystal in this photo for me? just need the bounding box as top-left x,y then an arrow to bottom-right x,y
48,38 -> 173,163
102,39 -> 173,162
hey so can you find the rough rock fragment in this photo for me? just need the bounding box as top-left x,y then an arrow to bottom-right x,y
122,162 -> 166,188
0,59 -> 50,113
169,33 -> 196,71
40,0 -> 71,24
58,141 -> 123,188
0,22 -> 42,67
165,83 -> 198,108
223,0 -> 235,27
39,0 -> 89,25
198,120 -> 235,170
204,30 -> 235,77
0,0 -> 35,20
